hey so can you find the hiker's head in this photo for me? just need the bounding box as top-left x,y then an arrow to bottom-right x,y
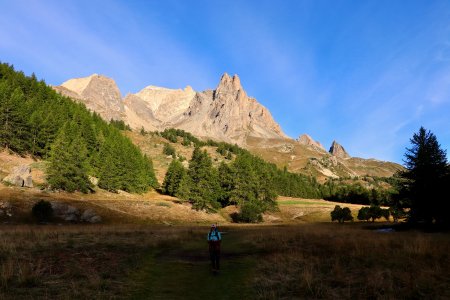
211,224 -> 216,231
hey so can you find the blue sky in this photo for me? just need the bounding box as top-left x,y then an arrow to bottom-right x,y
1,0 -> 449,163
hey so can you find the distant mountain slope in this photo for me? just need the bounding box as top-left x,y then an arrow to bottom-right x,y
246,137 -> 403,181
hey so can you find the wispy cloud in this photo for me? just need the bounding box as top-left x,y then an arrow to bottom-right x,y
0,0 -> 216,93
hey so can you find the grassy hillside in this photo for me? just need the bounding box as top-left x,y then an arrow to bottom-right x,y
246,136 -> 403,181
124,131 -> 227,184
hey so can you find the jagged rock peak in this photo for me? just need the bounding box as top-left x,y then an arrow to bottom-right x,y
297,134 -> 325,150
216,73 -> 244,96
329,140 -> 350,159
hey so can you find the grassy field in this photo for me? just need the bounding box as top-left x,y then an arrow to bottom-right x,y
0,223 -> 449,299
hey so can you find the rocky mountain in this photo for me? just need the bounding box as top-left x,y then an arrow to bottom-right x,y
297,134 -> 326,152
329,141 -> 350,159
54,74 -> 124,121
54,73 -> 403,180
55,73 -> 287,145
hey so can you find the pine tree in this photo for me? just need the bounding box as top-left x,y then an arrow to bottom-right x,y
97,133 -> 126,193
399,127 -> 448,224
47,122 -> 92,193
142,154 -> 158,189
186,147 -> 220,210
0,87 -> 29,153
217,162 -> 234,206
162,159 -> 186,196
29,111 -> 45,157
175,172 -> 191,200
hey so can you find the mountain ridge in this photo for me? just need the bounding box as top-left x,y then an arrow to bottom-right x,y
53,73 -> 403,179
55,73 -> 287,145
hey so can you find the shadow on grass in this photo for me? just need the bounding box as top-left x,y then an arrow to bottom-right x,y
129,228 -> 258,300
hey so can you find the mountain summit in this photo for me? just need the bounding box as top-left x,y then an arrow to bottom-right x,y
54,74 -> 124,121
215,73 -> 244,96
329,140 -> 350,159
55,73 -> 287,145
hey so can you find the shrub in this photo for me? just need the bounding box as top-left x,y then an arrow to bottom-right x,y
357,206 -> 370,222
331,205 -> 353,223
358,205 -> 388,222
32,200 -> 53,222
237,201 -> 263,223
163,143 -> 176,157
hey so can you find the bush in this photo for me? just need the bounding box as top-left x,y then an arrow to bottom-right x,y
32,200 -> 53,222
331,205 -> 353,223
357,207 -> 370,222
358,205 -> 389,222
163,143 -> 176,157
237,201 -> 263,223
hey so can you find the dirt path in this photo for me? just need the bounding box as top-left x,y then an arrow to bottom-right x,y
130,229 -> 258,299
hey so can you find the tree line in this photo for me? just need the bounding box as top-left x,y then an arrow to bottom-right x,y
321,180 -> 397,206
0,62 -> 157,193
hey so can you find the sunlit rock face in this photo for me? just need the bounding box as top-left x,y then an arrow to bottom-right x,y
55,73 -> 287,145
329,140 -> 351,159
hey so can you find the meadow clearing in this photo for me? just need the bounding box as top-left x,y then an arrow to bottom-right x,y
0,223 -> 449,299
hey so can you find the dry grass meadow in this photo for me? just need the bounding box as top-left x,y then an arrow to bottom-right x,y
0,223 -> 449,299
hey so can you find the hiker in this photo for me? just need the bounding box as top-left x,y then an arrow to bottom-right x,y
207,224 -> 221,271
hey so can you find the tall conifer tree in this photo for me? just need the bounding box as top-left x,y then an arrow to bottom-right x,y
399,127 -> 448,224
162,159 -> 186,196
47,122 -> 92,193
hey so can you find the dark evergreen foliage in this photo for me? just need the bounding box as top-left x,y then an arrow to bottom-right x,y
32,200 -> 53,222
321,180 -> 395,206
184,147 -> 221,211
47,121 -> 92,192
0,62 -> 157,193
397,127 -> 449,224
274,168 -> 322,198
162,159 -> 186,196
109,119 -> 131,131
